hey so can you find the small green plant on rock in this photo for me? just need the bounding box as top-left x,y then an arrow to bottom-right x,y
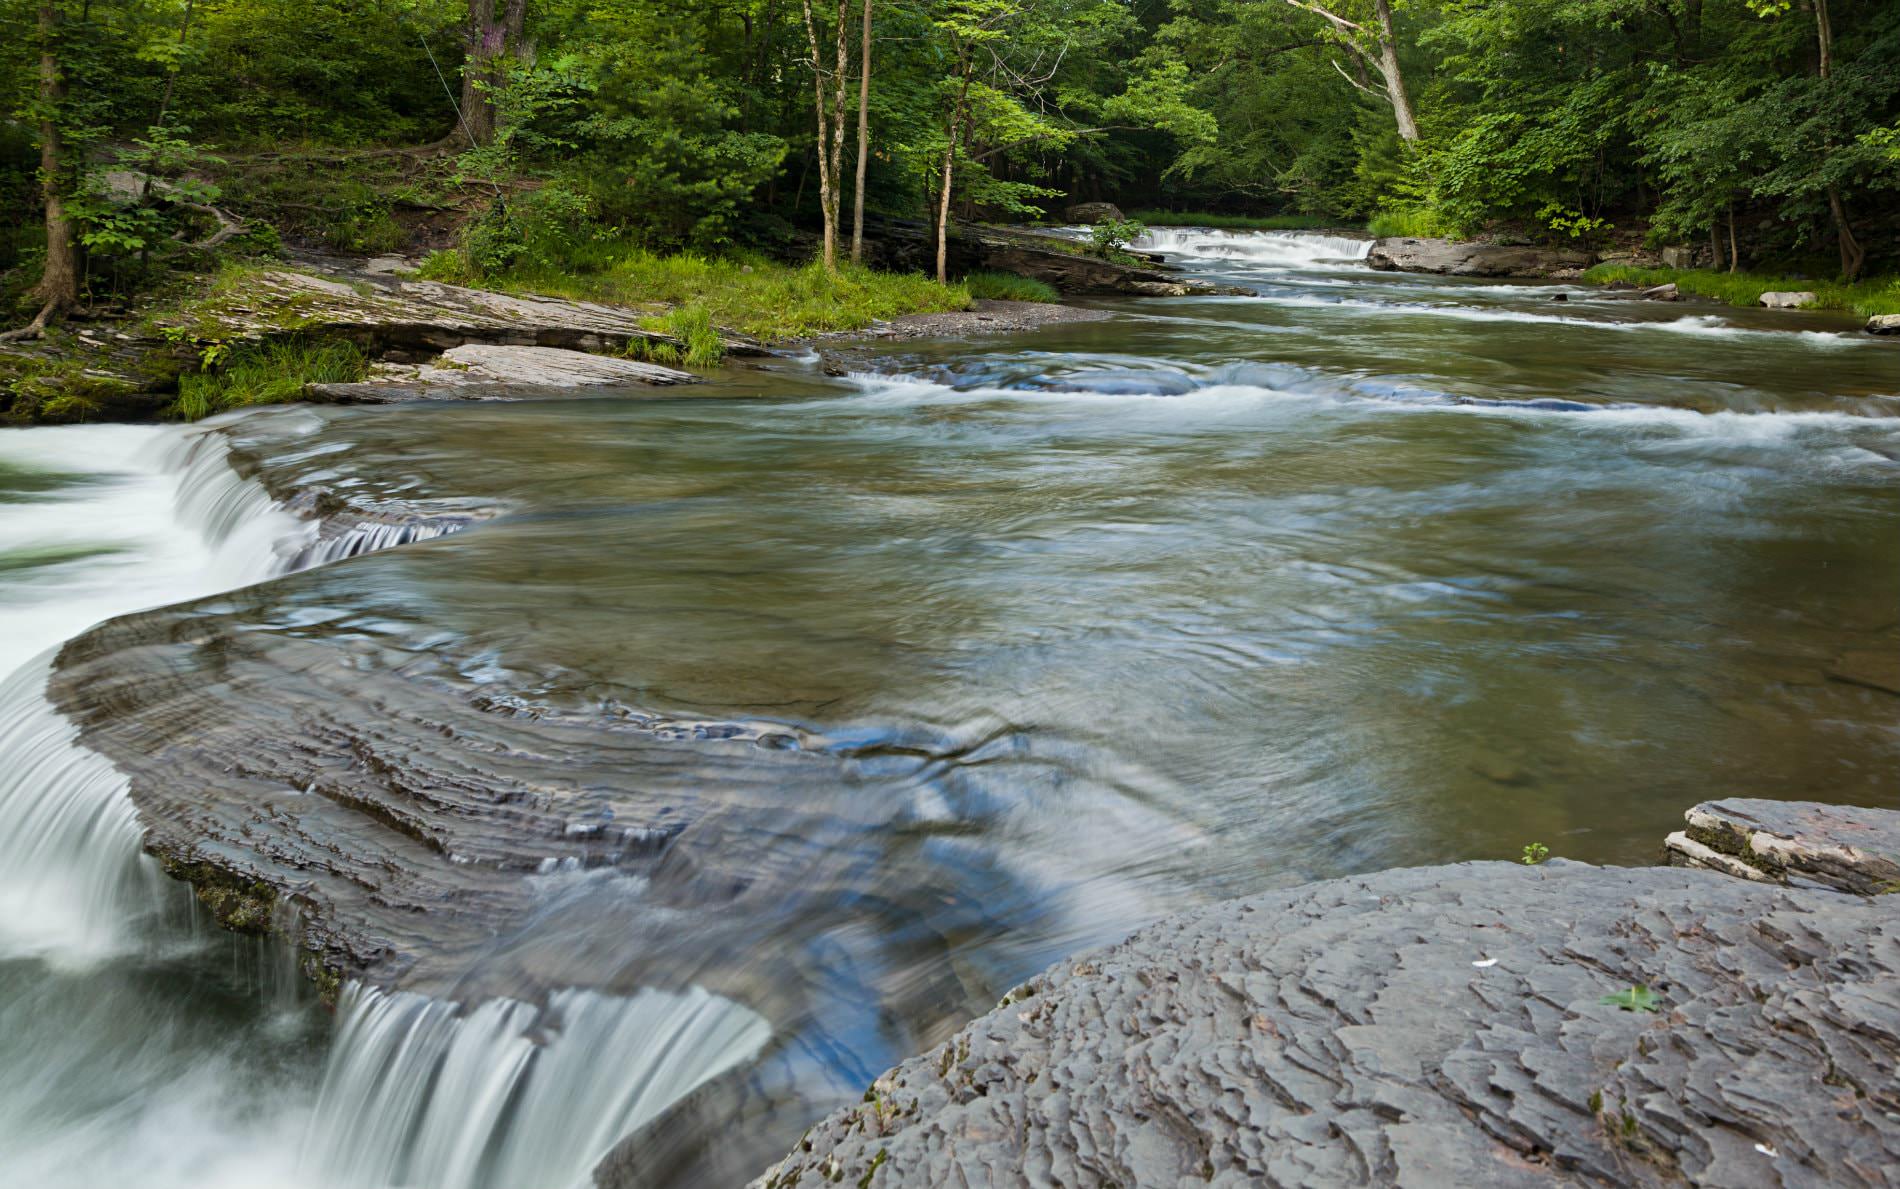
1087,218 -> 1146,259
1600,984 -> 1662,1013
1520,842 -> 1550,865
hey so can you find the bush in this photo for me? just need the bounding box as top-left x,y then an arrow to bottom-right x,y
963,271 -> 1060,303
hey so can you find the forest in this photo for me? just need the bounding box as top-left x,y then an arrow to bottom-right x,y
3,0 -> 1898,339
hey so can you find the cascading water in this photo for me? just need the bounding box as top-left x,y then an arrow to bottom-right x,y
0,419 -> 767,1188
308,984 -> 770,1189
1132,225 -> 1374,265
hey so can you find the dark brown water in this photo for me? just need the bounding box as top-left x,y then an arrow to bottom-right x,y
1,229 -> 1896,1186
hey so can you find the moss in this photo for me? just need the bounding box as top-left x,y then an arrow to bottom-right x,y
1684,824 -> 1780,875
158,854 -> 278,934
0,352 -> 145,424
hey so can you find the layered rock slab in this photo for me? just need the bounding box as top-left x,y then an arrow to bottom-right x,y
752,858 -> 1900,1188
1366,237 -> 1594,278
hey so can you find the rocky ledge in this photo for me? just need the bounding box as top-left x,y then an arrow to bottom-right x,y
1367,237 -> 1594,278
753,798 -> 1900,1188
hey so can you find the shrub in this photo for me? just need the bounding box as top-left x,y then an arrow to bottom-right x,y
1365,205 -> 1461,239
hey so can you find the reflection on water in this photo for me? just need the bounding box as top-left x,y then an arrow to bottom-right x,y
0,230 -> 1896,1185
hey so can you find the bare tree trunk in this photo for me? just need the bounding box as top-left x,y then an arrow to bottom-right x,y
1726,205 -> 1739,274
1813,0 -> 1833,77
4,2 -> 77,342
1827,187 -> 1864,280
801,0 -> 837,270
830,0 -> 849,266
1371,0 -> 1419,141
935,50 -> 972,285
850,0 -> 872,264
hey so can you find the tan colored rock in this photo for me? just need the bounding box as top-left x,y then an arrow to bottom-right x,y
1757,290 -> 1816,309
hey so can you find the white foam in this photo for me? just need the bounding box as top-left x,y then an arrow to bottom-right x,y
1135,226 -> 1374,266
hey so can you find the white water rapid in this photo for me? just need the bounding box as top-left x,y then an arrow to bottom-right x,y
1132,225 -> 1373,264
0,419 -> 768,1188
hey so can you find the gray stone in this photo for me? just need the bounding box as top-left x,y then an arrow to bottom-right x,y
1660,245 -> 1697,269
308,343 -> 695,401
1365,238 -> 1594,278
1667,798 -> 1900,895
1064,202 -> 1126,225
752,803 -> 1900,1189
1757,291 -> 1816,309
362,255 -> 413,275
1867,314 -> 1900,335
1642,282 -> 1680,301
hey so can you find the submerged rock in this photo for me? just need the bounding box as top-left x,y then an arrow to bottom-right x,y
753,802 -> 1900,1189
1365,237 -> 1593,278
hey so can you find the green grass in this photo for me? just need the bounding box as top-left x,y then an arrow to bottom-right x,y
1581,264 -> 1900,318
963,271 -> 1060,303
446,242 -> 971,342
170,336 -> 368,420
1365,206 -> 1463,239
1128,210 -> 1337,231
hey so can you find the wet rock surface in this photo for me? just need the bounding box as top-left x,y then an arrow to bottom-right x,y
754,806 -> 1900,1189
1366,237 -> 1595,278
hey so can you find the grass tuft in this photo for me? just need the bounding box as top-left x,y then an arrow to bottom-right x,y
1365,206 -> 1463,239
170,336 -> 368,420
963,271 -> 1060,303
1582,265 -> 1900,318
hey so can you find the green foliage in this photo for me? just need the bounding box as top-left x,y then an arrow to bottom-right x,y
1087,218 -> 1145,258
1366,207 -> 1461,240
169,336 -> 367,420
963,271 -> 1059,302
1600,984 -> 1662,1014
1519,842 -> 1550,866
1582,265 -> 1900,318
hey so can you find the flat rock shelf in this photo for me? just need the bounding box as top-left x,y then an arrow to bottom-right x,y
752,800 -> 1900,1189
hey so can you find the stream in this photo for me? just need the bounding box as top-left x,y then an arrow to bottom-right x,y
1,229 -> 1896,1187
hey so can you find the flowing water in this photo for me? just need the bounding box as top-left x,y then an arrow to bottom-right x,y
1,230 -> 1896,1185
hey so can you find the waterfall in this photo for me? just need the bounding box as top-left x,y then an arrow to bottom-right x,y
1133,226 -> 1373,266
0,418 -> 768,1188
0,656 -> 168,967
305,983 -> 771,1189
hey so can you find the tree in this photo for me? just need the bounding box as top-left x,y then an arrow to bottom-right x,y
801,0 -> 852,270
461,0 -> 527,145
851,0 -> 872,263
1281,0 -> 1417,141
3,2 -> 76,341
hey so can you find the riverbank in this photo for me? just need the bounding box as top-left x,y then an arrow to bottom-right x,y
1582,263 -> 1900,321
752,798 -> 1900,1188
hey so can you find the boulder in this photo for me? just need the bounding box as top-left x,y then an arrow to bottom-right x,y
1868,313 -> 1900,335
1758,290 -> 1816,309
307,344 -> 696,402
1365,237 -> 1593,278
1659,245 -> 1697,269
1063,202 -> 1125,225
1641,282 -> 1680,301
753,801 -> 1900,1189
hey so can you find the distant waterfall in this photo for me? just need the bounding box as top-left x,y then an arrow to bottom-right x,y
1133,227 -> 1373,265
305,984 -> 771,1189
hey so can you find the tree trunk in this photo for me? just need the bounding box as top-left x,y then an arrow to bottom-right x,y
1709,222 -> 1724,273
850,0 -> 871,264
935,50 -> 972,286
830,0 -> 849,267
1726,205 -> 1739,274
1813,0 -> 1832,78
1827,186 -> 1864,281
1371,0 -> 1419,141
459,0 -> 527,146
5,2 -> 77,340
800,0 -> 837,270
